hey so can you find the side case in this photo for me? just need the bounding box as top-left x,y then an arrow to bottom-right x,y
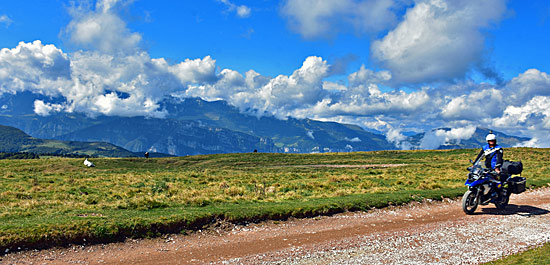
508,176 -> 526,194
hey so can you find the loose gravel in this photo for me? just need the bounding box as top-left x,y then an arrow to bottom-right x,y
220,188 -> 550,265
254,206 -> 550,265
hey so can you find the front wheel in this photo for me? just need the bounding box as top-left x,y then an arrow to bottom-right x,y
462,190 -> 479,214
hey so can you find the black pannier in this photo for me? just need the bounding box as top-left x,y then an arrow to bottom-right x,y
508,176 -> 526,194
502,160 -> 523,175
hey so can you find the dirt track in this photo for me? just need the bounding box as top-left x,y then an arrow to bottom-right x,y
3,187 -> 550,264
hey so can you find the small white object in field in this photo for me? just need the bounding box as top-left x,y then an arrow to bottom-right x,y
84,158 -> 95,167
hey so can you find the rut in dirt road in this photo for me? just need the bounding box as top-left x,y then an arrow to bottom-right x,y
4,187 -> 550,265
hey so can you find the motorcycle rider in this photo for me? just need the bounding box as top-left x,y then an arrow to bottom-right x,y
462,132 -> 513,213
475,132 -> 504,180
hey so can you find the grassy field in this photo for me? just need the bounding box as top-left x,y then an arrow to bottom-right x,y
1,148 -> 549,253
486,242 -> 550,264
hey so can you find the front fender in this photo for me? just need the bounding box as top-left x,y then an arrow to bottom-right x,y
465,177 -> 487,187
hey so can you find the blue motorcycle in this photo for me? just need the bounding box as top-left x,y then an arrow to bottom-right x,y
462,157 -> 526,214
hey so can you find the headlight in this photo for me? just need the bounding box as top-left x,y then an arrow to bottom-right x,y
468,172 -> 480,180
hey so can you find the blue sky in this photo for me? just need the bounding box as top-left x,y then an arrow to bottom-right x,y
0,0 -> 375,77
2,1 -> 548,79
1,0 -> 550,148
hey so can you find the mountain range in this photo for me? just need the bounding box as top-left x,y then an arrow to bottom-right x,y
0,92 -> 532,156
0,125 -> 136,157
406,127 -> 530,149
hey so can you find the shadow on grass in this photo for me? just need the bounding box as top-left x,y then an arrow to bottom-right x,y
479,204 -> 550,217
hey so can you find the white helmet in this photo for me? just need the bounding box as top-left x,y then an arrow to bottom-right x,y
486,133 -> 496,141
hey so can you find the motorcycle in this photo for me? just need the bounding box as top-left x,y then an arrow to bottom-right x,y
461,157 -> 526,215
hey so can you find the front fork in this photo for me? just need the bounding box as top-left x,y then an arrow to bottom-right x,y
469,186 -> 481,204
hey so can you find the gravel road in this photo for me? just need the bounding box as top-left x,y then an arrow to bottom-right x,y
3,187 -> 550,265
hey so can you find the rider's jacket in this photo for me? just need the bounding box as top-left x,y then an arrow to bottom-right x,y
475,144 -> 503,170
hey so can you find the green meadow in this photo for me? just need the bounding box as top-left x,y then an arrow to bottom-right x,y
1,148 -> 549,252
486,242 -> 550,265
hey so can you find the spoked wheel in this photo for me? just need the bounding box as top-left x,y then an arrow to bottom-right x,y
462,190 -> 479,215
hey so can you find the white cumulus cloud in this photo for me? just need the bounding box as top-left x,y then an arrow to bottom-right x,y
345,137 -> 361,142
386,127 -> 412,150
281,0 -> 400,39
505,69 -> 550,104
67,51 -> 217,117
494,96 -> 550,132
0,40 -> 219,118
301,84 -> 431,117
33,100 -> 64,116
419,126 -> 476,150
179,55 -> 437,123
64,0 -> 142,54
0,40 -> 71,97
441,88 -> 505,121
371,0 -> 507,84
185,56 -> 331,118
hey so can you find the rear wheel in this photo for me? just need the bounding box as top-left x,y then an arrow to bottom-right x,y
462,190 -> 478,214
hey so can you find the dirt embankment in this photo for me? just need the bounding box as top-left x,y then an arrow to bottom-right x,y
3,187 -> 550,264
284,164 -> 407,169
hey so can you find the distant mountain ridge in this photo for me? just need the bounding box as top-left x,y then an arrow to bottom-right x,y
0,93 -> 532,155
0,125 -> 136,157
160,97 -> 394,153
0,95 -> 395,155
58,117 -> 279,155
